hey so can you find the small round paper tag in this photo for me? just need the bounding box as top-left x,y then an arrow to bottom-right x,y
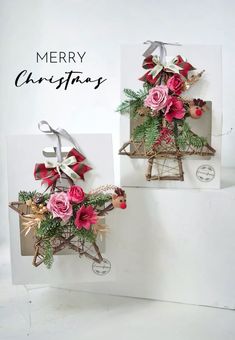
92,258 -> 111,276
196,165 -> 215,182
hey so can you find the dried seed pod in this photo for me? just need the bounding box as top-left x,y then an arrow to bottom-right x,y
137,106 -> 151,116
33,194 -> 44,204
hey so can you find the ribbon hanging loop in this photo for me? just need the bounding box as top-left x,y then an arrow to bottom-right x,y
35,121 -> 92,189
38,120 -> 80,163
143,40 -> 181,64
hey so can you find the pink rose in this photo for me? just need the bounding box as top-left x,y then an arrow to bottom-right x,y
75,205 -> 97,230
47,192 -> 73,222
167,74 -> 184,95
165,96 -> 185,123
67,186 -> 85,204
144,85 -> 168,112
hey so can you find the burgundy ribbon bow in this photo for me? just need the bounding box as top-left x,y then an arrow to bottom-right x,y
139,55 -> 195,85
34,148 -> 91,189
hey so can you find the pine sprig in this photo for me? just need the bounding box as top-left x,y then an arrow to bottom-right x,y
132,124 -> 146,141
145,117 -> 160,149
85,193 -> 112,208
18,191 -> 49,203
132,116 -> 161,150
123,88 -> 140,99
43,240 -> 54,269
70,225 -> 96,243
116,86 -> 148,118
19,190 -> 37,202
177,121 -> 207,150
36,217 -> 63,238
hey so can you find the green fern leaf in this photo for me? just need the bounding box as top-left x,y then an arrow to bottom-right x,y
133,124 -> 146,141
145,117 -> 159,149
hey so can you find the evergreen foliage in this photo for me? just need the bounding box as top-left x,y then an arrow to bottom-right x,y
70,225 -> 96,243
36,216 -> 63,238
85,193 -> 112,208
19,190 -> 37,202
177,121 -> 207,150
18,190 -> 49,203
133,116 -> 161,150
43,240 -> 54,269
116,87 -> 148,118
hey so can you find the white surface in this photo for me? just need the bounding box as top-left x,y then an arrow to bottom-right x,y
59,168 -> 235,309
120,44 -> 222,189
7,134 -> 115,284
0,246 -> 235,340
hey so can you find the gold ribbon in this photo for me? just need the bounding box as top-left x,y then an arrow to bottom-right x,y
21,214 -> 44,236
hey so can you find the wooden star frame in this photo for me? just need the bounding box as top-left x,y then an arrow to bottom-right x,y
9,201 -> 104,267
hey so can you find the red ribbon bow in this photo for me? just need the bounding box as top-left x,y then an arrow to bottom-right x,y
34,148 -> 91,189
139,55 -> 195,85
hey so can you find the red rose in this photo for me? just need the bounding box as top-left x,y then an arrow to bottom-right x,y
67,185 -> 85,204
167,74 -> 184,95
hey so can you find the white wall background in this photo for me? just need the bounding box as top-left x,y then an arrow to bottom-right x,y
0,0 -> 235,244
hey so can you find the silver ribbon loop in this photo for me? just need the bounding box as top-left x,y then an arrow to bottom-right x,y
38,120 -> 79,163
143,40 -> 181,64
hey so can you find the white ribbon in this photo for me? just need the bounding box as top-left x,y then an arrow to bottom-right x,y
45,156 -> 79,181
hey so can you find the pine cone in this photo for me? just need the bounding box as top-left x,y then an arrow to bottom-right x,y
137,106 -> 151,116
33,193 -> 44,204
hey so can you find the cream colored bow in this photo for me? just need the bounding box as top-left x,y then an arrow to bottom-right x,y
150,56 -> 183,78
45,155 -> 79,181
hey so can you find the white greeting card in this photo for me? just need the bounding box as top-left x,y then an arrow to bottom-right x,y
7,133 -> 116,284
120,44 -> 222,189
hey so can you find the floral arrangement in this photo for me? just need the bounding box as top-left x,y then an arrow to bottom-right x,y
118,41 -> 215,181
9,122 -> 126,269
